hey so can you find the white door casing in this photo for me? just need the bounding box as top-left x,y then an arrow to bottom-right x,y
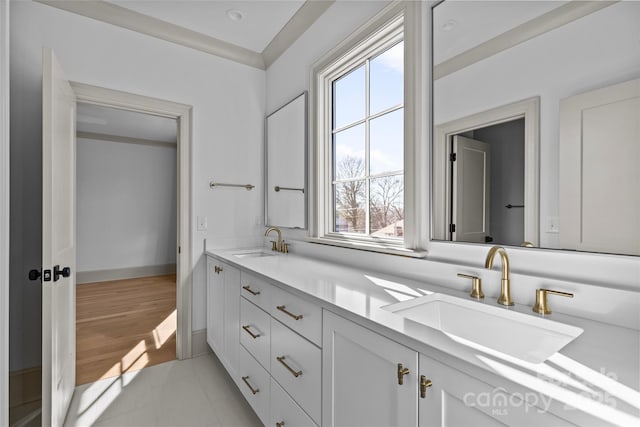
42,48 -> 76,427
559,78 -> 640,255
452,135 -> 491,243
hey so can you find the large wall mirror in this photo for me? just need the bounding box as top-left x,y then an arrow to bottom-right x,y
265,92 -> 308,229
431,1 -> 640,256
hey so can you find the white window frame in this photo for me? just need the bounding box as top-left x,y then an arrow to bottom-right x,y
310,1 -> 427,255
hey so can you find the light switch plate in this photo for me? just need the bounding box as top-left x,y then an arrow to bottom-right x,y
197,216 -> 208,231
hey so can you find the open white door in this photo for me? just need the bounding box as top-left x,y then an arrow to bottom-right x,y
452,135 -> 491,243
42,48 -> 76,427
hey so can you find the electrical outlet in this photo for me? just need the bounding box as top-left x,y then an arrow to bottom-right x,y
197,216 -> 208,231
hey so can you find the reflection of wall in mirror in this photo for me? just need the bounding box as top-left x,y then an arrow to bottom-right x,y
266,94 -> 306,228
433,1 -> 640,251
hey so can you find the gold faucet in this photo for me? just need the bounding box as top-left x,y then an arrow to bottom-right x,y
265,226 -> 286,253
484,246 -> 514,306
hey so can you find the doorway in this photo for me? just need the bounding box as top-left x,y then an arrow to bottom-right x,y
448,118 -> 525,246
432,96 -> 540,246
74,103 -> 178,385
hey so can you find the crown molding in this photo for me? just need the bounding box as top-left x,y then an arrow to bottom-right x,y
263,0 -> 335,68
37,0 -> 335,71
36,0 -> 266,69
434,0 -> 618,80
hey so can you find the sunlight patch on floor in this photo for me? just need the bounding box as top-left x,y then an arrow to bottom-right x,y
153,309 -> 177,350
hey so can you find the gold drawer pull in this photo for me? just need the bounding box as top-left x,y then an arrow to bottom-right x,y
276,422 -> 285,427
242,325 -> 260,339
241,376 -> 259,395
420,375 -> 433,398
276,305 -> 303,320
276,356 -> 302,378
397,363 -> 410,385
242,285 -> 260,296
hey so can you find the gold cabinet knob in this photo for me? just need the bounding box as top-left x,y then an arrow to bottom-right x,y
397,363 -> 410,385
532,288 -> 574,315
276,422 -> 285,427
457,273 -> 484,299
420,375 -> 433,398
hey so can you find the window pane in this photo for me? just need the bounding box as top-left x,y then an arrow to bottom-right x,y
334,123 -> 365,180
370,175 -> 404,238
370,41 -> 403,115
333,65 -> 365,129
369,109 -> 403,176
335,181 -> 366,234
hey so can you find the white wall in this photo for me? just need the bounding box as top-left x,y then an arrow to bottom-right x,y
10,0 -> 265,370
76,138 -> 177,273
1,0 -> 10,423
265,1 -> 640,297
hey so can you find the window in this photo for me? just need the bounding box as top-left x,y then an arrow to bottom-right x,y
312,2 -> 425,254
333,41 -> 405,238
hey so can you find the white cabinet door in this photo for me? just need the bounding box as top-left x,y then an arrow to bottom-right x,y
418,354 -> 574,427
206,259 -> 225,356
323,310 -> 418,427
223,263 -> 241,376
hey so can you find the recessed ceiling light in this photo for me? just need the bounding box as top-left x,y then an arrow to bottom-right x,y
226,9 -> 244,22
442,19 -> 457,31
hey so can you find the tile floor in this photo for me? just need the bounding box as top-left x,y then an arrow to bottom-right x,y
63,353 -> 262,427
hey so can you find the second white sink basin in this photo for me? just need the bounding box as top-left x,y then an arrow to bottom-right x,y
382,293 -> 583,363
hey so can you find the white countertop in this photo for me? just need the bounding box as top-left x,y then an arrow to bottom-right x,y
207,247 -> 640,425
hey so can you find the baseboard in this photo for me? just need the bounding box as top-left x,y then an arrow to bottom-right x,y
191,329 -> 210,357
9,366 -> 41,409
77,264 -> 176,284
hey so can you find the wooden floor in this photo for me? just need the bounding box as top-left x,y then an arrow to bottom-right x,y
76,274 -> 177,385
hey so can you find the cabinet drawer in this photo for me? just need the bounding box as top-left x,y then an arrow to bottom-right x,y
271,319 -> 321,425
240,297 -> 270,369
270,286 -> 322,346
238,345 -> 270,426
240,272 -> 272,312
271,378 -> 317,427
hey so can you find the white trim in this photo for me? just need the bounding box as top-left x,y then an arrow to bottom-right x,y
76,131 -> 177,148
310,1 -> 426,254
263,0 -> 335,68
36,0 -> 265,69
191,329 -> 210,357
432,97 -> 540,247
0,1 -> 9,424
76,264 -> 177,284
71,82 -> 194,360
35,0 -> 336,71
433,0 -> 618,80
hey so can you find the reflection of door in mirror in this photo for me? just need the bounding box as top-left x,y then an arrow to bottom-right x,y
559,78 -> 640,255
449,119 -> 525,247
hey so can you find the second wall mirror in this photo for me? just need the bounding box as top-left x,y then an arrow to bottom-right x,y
265,92 -> 308,229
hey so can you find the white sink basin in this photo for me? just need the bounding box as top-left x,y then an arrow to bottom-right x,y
382,293 -> 583,363
233,250 -> 276,258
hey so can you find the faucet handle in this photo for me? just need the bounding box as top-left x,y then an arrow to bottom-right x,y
457,273 -> 484,299
532,288 -> 573,315
282,242 -> 289,253
270,240 -> 278,251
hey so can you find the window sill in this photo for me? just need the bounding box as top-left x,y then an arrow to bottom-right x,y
304,236 -> 427,258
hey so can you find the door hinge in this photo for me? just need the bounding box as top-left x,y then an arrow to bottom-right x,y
450,153 -> 457,162
449,224 -> 456,233
178,246 -> 181,254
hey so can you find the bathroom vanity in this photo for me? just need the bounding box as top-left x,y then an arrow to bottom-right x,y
206,248 -> 639,427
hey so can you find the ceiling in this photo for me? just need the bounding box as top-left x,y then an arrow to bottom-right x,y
106,0 -> 305,52
77,103 -> 177,143
433,1 -> 569,65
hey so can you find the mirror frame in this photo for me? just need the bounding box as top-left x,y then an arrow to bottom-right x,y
264,91 -> 308,229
